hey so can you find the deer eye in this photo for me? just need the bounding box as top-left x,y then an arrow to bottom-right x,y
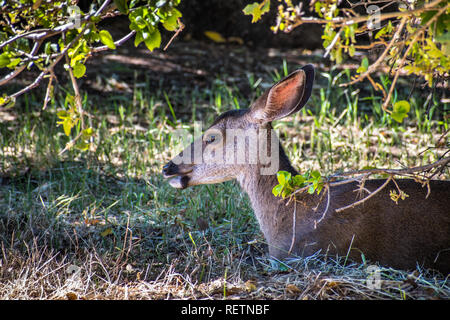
205,134 -> 216,145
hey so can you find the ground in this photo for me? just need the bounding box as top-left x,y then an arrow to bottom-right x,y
0,35 -> 449,299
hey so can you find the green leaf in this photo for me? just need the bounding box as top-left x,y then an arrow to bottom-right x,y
142,30 -> 152,42
348,45 -> 355,57
310,170 -> 321,180
65,94 -> 75,108
57,110 -> 69,119
99,30 -> 116,49
243,1 -> 269,23
374,22 -> 392,39
162,8 -> 182,31
272,184 -> 283,197
0,96 -> 15,109
134,16 -> 148,29
357,57 -> 369,74
63,119 -> 72,136
81,127 -> 94,139
243,3 -> 260,23
204,31 -> 227,43
391,100 -> 410,123
292,175 -> 305,187
316,183 -> 324,195
72,63 -> 86,78
277,171 -> 291,186
7,57 -> 21,69
134,31 -> 144,46
75,140 -> 90,151
393,100 -> 410,114
0,53 -> 11,68
144,28 -> 161,51
90,30 -> 100,42
281,187 -> 291,198
260,0 -> 270,14
129,21 -> 139,31
391,113 -> 407,123
70,53 -> 85,67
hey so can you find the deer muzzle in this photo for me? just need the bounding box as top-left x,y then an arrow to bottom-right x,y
162,161 -> 192,189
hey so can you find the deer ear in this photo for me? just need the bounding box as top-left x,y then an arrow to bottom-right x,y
248,64 -> 314,123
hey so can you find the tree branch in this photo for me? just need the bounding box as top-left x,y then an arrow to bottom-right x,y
91,30 -> 136,53
289,155 -> 450,219
0,40 -> 43,86
340,17 -> 407,88
381,2 -> 449,110
335,176 -> 392,213
330,156 -> 450,180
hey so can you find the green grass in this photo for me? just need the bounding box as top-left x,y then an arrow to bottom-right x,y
0,62 -> 448,299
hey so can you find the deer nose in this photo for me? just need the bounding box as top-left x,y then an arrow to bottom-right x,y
162,161 -> 177,176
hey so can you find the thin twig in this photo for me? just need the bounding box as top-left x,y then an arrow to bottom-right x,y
335,176 -> 392,213
330,156 -> 450,179
292,155 -> 449,205
163,19 -> 185,51
314,185 -> 331,228
42,71 -> 55,110
91,30 -> 136,53
290,156 -> 450,219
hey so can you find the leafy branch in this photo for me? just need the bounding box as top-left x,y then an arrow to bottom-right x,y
274,155 -> 450,228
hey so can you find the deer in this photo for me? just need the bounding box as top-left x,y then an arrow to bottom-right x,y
162,65 -> 450,274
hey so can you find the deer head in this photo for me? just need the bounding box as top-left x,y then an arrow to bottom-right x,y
162,64 -> 315,189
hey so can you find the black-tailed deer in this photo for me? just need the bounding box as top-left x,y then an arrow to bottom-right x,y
163,65 -> 450,273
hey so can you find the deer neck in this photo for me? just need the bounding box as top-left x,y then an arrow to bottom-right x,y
236,141 -> 298,242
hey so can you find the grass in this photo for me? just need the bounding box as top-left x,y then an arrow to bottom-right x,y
0,60 -> 449,299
